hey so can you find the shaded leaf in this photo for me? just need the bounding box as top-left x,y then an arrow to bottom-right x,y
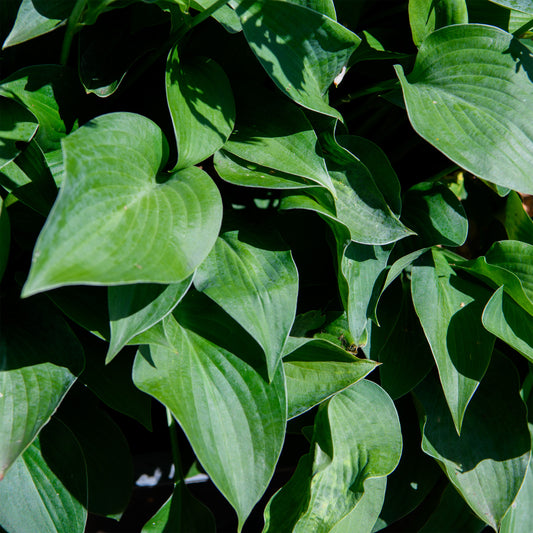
237,0 -> 361,119
411,249 -> 495,433
396,24 -> 533,194
167,48 -> 235,169
107,276 -> 193,363
132,314 -> 286,530
194,229 -> 298,380
415,353 -> 531,530
23,112 -> 222,296
502,191 -> 533,244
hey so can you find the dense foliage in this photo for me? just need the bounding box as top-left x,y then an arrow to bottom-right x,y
2,0 -> 533,531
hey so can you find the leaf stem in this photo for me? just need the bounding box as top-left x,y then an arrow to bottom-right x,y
166,407 -> 183,481
60,0 -> 87,65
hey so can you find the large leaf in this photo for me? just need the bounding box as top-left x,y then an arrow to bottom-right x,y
415,353 -> 531,530
0,65 -> 81,152
107,276 -> 193,363
411,249 -> 495,433
282,336 -> 378,418
0,296 -> 84,479
222,98 -> 336,194
166,47 -> 235,169
264,380 -> 402,532
0,96 -> 38,169
3,0 -> 75,47
237,0 -> 361,119
396,24 -> 533,194
489,0 -> 533,14
0,418 -> 87,533
22,112 -> 223,297
132,314 -> 287,530
194,229 -> 298,380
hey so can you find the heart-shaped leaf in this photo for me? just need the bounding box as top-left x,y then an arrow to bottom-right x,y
107,276 -> 193,363
411,249 -> 495,433
237,0 -> 361,119
22,112 -> 223,297
415,353 -> 531,530
0,296 -> 84,480
396,24 -> 533,194
132,314 -> 286,530
166,48 -> 235,169
194,229 -> 298,380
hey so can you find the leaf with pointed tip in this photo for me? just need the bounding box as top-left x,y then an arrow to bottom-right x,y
282,336 -> 378,419
0,418 -> 87,533
411,249 -> 495,433
22,112 -> 222,297
0,296 -> 84,480
0,97 -> 38,169
194,229 -> 298,380
415,353 -> 531,530
166,48 -> 235,169
237,0 -> 361,119
222,99 -> 336,195
0,65 -> 81,152
107,276 -> 193,363
264,379 -> 401,533
132,314 -> 286,530
396,24 -> 533,194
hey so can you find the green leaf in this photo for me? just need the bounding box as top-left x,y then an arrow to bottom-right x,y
58,387 -> 133,518
0,296 -> 84,479
287,0 -> 337,19
0,65 -> 81,152
411,249 -> 495,433
482,286 -> 533,362
282,337 -> 378,418
339,242 -> 392,344
0,96 -> 38,169
237,0 -> 361,119
3,0 -> 75,47
415,353 -> 531,530
132,314 -> 287,530
408,0 -> 468,46
396,24 -> 533,194
141,481 -> 216,533
0,418 -> 87,533
222,98 -> 336,194
194,229 -> 298,380
368,278 -> 435,399
166,48 -> 235,169
489,0 -> 533,14
22,112 -> 223,296
264,380 -> 402,533
107,276 -> 193,363
190,0 -> 242,33
402,180 -> 468,246
418,484 -> 485,533
503,191 -> 533,244
0,197 -> 10,282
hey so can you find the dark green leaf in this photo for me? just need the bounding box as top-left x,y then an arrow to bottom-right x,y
396,24 -> 533,194
23,112 -> 222,296
503,191 -> 533,244
167,48 -> 235,169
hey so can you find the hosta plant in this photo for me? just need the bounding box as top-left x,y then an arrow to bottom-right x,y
2,0 -> 533,531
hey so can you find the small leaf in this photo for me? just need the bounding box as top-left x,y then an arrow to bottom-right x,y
132,314 -> 286,530
23,112 -> 222,296
282,337 -> 378,418
0,418 -> 87,533
167,48 -> 235,169
415,353 -> 531,530
0,296 -> 84,479
237,0 -> 361,119
396,24 -> 533,194
503,191 -> 533,245
107,276 -> 193,363
402,180 -> 468,246
194,229 -> 298,380
411,249 -> 495,433
0,96 -> 38,169
264,380 -> 402,532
